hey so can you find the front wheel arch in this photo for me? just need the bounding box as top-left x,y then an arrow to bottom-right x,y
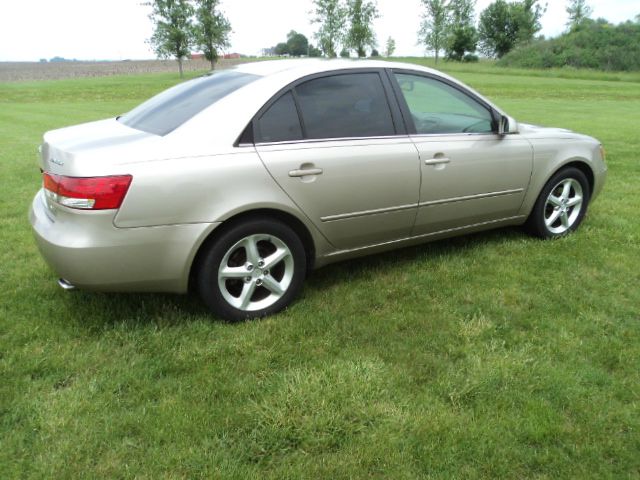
562,160 -> 594,195
522,159 -> 595,220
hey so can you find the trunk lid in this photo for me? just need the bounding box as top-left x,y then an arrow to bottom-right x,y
40,118 -> 157,176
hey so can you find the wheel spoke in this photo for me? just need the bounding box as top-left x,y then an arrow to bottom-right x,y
561,181 -> 572,200
547,195 -> 562,207
261,274 -> 284,296
546,209 -> 561,226
238,281 -> 256,309
219,266 -> 248,279
560,211 -> 570,228
263,248 -> 290,269
242,236 -> 261,265
566,195 -> 582,208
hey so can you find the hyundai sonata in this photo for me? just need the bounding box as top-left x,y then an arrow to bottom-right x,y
30,59 -> 607,321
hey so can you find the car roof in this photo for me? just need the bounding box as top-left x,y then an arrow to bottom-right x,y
233,58 -> 440,79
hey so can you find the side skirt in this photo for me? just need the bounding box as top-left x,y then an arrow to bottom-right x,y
313,215 -> 527,268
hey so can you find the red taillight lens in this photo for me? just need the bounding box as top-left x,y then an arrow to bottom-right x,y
43,173 -> 132,210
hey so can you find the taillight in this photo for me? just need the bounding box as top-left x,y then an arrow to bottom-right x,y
43,173 -> 132,210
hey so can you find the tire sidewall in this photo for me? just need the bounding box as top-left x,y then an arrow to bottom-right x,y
197,219 -> 306,321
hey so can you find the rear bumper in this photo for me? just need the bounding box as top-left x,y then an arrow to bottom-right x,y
30,190 -> 219,293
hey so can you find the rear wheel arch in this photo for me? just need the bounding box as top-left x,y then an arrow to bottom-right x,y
188,208 -> 315,291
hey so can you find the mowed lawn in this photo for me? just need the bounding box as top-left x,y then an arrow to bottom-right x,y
1,61 -> 639,478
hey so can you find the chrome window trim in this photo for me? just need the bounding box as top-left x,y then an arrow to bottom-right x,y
254,134 -> 414,148
410,132 -> 502,139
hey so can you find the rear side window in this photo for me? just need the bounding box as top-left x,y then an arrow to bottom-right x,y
119,70 -> 258,136
256,91 -> 303,143
294,73 -> 395,140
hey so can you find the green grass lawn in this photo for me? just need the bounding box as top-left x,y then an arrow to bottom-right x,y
1,61 -> 639,478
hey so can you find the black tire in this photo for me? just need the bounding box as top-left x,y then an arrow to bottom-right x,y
525,166 -> 591,239
197,218 -> 306,322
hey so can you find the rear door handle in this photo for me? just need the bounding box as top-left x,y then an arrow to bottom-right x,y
424,157 -> 451,166
289,168 -> 323,177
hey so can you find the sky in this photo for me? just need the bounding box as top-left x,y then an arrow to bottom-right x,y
0,0 -> 638,61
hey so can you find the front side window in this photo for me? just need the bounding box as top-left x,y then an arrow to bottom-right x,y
256,91 -> 303,143
119,70 -> 258,136
294,73 -> 396,140
394,73 -> 494,135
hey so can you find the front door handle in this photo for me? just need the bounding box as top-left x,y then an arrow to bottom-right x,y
289,168 -> 323,177
424,157 -> 451,166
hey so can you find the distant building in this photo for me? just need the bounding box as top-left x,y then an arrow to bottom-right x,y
223,53 -> 241,60
189,53 -> 205,60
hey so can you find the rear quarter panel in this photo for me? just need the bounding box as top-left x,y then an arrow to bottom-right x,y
113,149 -> 335,258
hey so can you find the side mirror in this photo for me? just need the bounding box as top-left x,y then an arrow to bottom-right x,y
498,115 -> 519,135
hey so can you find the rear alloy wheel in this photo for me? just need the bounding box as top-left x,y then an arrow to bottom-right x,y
526,167 -> 591,239
197,219 -> 306,321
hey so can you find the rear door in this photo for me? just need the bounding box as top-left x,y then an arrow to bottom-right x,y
254,71 -> 421,250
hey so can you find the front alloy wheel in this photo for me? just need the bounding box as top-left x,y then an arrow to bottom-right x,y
526,166 -> 591,239
543,178 -> 584,235
198,218 -> 306,321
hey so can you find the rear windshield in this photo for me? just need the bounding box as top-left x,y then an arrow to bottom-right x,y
118,70 -> 258,136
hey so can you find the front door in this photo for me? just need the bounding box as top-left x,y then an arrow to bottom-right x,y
391,71 -> 533,236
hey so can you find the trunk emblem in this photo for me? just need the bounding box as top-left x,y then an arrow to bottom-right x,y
50,157 -> 64,166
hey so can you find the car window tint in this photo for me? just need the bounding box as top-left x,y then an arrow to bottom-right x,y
295,73 -> 395,139
119,70 -> 258,136
256,91 -> 303,143
394,73 -> 494,135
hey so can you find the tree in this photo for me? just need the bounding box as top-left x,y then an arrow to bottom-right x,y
286,31 -> 310,56
346,0 -> 379,57
370,48 -> 380,57
445,0 -> 477,61
308,44 -> 323,57
146,0 -> 195,78
478,0 -> 545,58
419,0 -> 449,64
566,0 -> 592,30
311,0 -> 348,57
515,0 -> 546,41
274,42 -> 289,55
340,47 -> 351,57
385,36 -> 396,57
193,0 -> 231,70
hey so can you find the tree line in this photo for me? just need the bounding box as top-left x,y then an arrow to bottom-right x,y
146,0 -> 640,76
419,0 -> 546,63
499,17 -> 640,71
418,0 -> 620,63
